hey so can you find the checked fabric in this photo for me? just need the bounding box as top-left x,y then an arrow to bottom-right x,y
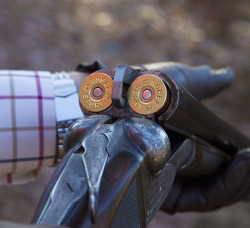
0,70 -> 56,184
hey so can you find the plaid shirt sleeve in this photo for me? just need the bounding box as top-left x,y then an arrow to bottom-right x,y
0,70 -> 56,184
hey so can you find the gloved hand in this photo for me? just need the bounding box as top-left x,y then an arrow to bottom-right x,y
161,148 -> 250,213
137,62 -> 250,213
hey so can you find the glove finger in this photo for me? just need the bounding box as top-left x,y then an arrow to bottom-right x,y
222,149 -> 250,205
161,149 -> 250,213
133,62 -> 234,100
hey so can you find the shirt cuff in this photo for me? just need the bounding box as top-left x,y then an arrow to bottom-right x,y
52,71 -> 83,122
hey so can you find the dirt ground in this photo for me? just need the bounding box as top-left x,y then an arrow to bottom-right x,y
0,0 -> 249,227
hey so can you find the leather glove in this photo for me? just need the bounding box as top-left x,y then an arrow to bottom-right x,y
138,62 -> 250,213
161,148 -> 250,213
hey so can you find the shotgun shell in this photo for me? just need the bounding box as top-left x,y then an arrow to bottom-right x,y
128,75 -> 168,115
79,72 -> 113,112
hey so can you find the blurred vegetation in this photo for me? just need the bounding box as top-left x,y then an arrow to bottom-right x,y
0,0 -> 249,227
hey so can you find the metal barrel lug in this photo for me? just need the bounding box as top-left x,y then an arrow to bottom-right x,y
127,75 -> 169,115
79,72 -> 113,112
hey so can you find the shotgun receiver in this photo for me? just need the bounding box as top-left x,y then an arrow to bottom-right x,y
33,64 -> 250,227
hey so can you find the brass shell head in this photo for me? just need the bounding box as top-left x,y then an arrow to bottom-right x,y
128,75 -> 168,115
79,72 -> 113,112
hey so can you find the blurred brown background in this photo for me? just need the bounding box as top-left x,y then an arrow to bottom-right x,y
0,0 -> 249,227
